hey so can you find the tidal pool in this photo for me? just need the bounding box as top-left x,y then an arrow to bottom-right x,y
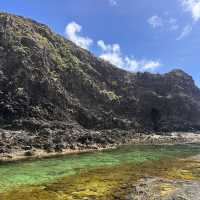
1,144 -> 200,199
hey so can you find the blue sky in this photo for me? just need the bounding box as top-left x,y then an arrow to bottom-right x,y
1,0 -> 200,86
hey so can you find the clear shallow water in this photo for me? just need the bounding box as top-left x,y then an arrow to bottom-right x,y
1,144 -> 200,192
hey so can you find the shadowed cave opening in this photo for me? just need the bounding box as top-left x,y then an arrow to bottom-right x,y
150,108 -> 161,131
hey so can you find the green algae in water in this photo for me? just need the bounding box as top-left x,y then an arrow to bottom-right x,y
1,144 -> 200,196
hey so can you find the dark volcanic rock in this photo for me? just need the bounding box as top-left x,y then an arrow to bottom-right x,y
0,12 -> 200,153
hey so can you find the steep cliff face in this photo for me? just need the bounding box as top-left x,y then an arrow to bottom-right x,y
0,13 -> 200,153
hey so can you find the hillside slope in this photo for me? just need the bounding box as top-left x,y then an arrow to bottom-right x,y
0,13 -> 200,154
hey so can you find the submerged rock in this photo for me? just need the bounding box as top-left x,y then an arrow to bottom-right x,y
125,178 -> 200,200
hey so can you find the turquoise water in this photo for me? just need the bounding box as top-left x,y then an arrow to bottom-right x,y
1,144 -> 200,194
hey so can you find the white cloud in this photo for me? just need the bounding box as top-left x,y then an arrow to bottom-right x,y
181,0 -> 200,21
142,60 -> 161,70
97,40 -> 161,72
177,25 -> 192,40
148,15 -> 179,31
148,15 -> 163,28
97,40 -> 124,67
65,22 -> 93,50
168,18 -> 179,31
97,40 -> 120,52
65,22 -> 161,72
109,0 -> 118,6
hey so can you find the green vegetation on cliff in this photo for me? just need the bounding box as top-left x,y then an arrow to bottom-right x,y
0,12 -> 200,154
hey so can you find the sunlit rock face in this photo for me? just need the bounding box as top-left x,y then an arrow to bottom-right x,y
0,12 -> 200,153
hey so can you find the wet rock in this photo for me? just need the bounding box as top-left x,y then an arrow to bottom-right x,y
22,145 -> 32,151
24,150 -> 34,156
123,177 -> 200,200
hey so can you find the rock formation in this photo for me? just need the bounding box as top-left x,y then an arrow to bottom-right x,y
0,13 -> 200,154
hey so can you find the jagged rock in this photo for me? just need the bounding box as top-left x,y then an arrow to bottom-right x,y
0,12 -> 200,153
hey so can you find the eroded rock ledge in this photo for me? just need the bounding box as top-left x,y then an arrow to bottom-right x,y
1,130 -> 200,161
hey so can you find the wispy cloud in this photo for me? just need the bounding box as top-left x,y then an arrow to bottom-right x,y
97,40 -> 161,72
177,25 -> 193,40
148,15 -> 179,31
168,18 -> 179,31
65,22 -> 93,50
148,15 -> 163,28
181,0 -> 200,21
109,0 -> 118,6
148,14 -> 193,40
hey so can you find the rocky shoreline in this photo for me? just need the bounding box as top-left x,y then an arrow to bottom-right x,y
123,154 -> 200,200
0,13 -> 200,164
124,177 -> 200,200
1,130 -> 200,162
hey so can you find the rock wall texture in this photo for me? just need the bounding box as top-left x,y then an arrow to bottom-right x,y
0,13 -> 200,153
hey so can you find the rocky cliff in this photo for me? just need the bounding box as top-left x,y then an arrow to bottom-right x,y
0,13 -> 200,154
